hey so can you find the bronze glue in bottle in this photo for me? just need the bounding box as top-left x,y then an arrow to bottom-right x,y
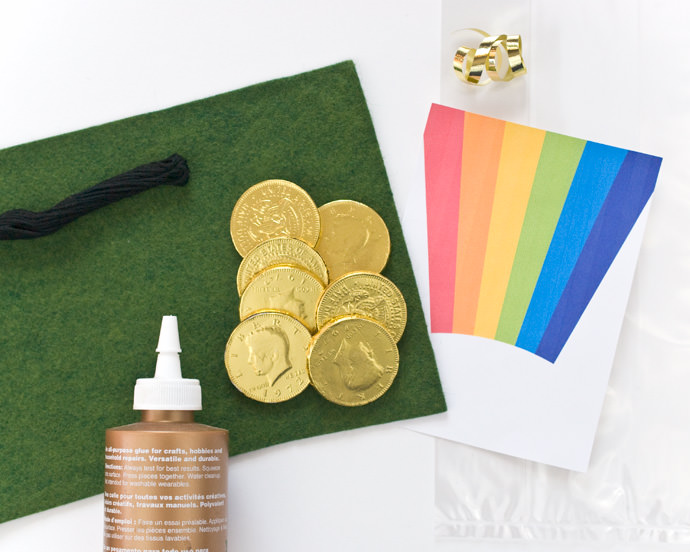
103,315 -> 228,552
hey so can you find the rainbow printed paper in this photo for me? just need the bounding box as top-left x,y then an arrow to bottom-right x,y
424,104 -> 662,362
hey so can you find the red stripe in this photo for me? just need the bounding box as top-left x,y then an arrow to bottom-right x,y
423,104 -> 464,332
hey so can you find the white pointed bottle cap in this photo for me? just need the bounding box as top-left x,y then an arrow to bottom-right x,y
133,315 -> 202,411
156,315 -> 182,355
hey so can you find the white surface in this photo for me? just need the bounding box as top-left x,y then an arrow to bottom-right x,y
0,0 -> 688,550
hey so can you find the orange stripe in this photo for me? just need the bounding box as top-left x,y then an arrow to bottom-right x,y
452,113 -> 506,334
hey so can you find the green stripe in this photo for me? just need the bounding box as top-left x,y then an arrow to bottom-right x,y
494,132 -> 586,345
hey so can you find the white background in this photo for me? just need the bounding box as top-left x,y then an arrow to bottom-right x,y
1,1 -> 688,551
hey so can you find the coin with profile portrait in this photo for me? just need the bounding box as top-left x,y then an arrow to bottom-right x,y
224,311 -> 312,403
307,315 -> 399,407
315,200 -> 390,280
316,271 -> 407,342
230,179 -> 321,257
239,265 -> 325,333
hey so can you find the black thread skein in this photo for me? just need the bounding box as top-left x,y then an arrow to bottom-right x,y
0,153 -> 189,240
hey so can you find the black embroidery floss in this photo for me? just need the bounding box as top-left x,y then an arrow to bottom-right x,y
0,154 -> 189,240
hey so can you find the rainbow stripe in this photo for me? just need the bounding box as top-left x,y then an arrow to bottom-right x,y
424,105 -> 661,362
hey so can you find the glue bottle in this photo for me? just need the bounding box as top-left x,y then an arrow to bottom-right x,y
103,315 -> 228,552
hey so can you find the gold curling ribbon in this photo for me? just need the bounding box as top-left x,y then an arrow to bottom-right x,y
453,29 -> 526,85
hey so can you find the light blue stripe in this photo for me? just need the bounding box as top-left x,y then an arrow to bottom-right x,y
515,141 -> 628,352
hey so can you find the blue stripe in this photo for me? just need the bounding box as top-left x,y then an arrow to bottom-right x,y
516,141 -> 628,353
536,151 -> 661,361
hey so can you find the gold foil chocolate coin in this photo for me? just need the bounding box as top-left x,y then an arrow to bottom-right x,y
315,200 -> 390,280
237,237 -> 329,296
230,179 -> 321,257
239,265 -> 325,332
316,271 -> 407,342
225,312 -> 311,403
307,315 -> 399,406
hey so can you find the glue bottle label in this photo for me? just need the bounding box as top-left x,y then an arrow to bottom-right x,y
103,427 -> 228,552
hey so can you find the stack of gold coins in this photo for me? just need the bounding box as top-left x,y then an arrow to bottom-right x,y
225,179 -> 407,407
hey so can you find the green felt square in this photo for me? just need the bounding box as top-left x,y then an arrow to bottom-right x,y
0,61 -> 445,523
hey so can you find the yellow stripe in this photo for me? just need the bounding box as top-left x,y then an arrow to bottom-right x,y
473,123 -> 546,338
